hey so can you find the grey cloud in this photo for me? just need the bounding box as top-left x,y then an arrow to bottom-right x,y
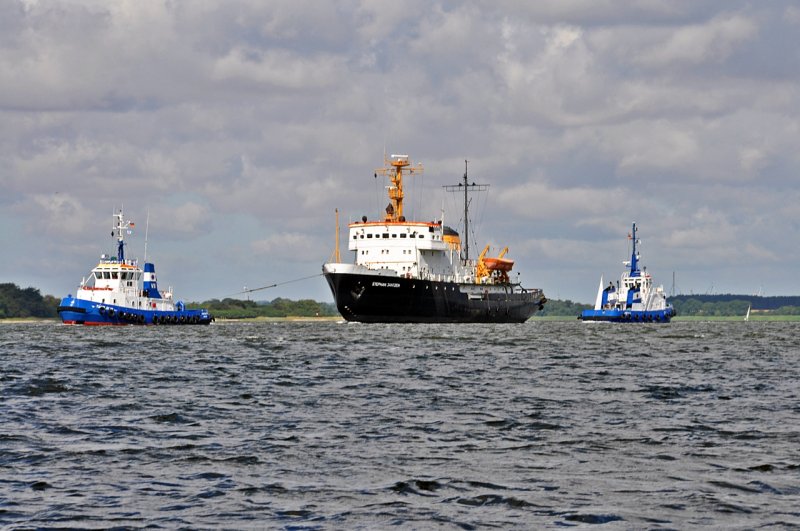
2,0 -> 800,301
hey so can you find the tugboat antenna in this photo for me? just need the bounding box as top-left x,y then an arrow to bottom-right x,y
443,159 -> 488,262
144,209 -> 150,262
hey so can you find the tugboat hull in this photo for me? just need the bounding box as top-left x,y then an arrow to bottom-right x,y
325,271 -> 545,323
58,296 -> 213,326
579,308 -> 675,323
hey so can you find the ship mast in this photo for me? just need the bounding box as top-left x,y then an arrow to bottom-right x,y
332,208 -> 341,263
628,222 -> 640,277
444,160 -> 488,262
112,207 -> 134,262
376,154 -> 423,222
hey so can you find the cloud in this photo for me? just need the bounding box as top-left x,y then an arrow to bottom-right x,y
211,48 -> 346,90
162,202 -> 213,237
601,120 -> 700,174
2,1 -> 800,301
633,13 -> 758,68
496,181 -> 634,220
16,193 -> 92,237
251,232 -> 321,262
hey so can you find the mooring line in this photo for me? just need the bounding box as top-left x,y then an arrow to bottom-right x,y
227,273 -> 324,297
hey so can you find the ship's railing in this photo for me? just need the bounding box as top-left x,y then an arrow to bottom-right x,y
521,287 -> 545,299
98,258 -> 139,267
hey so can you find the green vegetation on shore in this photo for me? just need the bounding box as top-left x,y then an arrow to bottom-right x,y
535,299 -> 591,317
0,283 -> 59,319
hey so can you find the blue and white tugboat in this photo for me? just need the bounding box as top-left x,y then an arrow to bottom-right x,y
579,223 -> 675,323
57,209 -> 213,326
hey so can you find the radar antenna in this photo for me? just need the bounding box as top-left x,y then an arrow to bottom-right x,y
443,160 -> 488,262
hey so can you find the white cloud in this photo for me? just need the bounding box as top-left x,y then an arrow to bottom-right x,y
604,120 -> 700,174
251,232 -> 320,262
167,202 -> 213,236
634,14 -> 758,67
498,182 -> 610,219
211,48 -> 346,90
18,193 -> 92,237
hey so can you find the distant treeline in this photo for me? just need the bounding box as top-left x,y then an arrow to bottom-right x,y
0,283 -> 59,319
670,295 -> 800,317
670,294 -> 800,311
535,299 -> 591,317
188,297 -> 339,319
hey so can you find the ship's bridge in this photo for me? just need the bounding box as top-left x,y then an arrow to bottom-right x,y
348,219 -> 462,279
91,259 -> 142,289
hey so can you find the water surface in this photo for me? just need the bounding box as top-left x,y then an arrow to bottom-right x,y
2,321 -> 799,528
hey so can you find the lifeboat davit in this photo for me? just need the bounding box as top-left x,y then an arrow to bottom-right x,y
483,257 -> 514,272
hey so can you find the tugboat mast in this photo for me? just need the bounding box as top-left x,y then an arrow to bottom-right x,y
628,222 -> 640,277
444,160 -> 488,262
112,208 -> 134,262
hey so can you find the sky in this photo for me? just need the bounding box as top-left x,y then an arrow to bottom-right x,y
2,0 -> 800,304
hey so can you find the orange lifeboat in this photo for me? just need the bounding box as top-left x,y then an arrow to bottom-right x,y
483,257 -> 514,272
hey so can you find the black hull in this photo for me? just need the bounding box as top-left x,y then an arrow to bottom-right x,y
325,272 -> 545,323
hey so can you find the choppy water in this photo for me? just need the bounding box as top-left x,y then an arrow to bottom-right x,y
1,320 -> 799,529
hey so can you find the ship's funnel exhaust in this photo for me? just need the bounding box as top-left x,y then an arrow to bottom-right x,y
143,262 -> 161,299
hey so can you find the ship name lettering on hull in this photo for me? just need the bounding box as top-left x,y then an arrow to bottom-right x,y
372,281 -> 401,288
